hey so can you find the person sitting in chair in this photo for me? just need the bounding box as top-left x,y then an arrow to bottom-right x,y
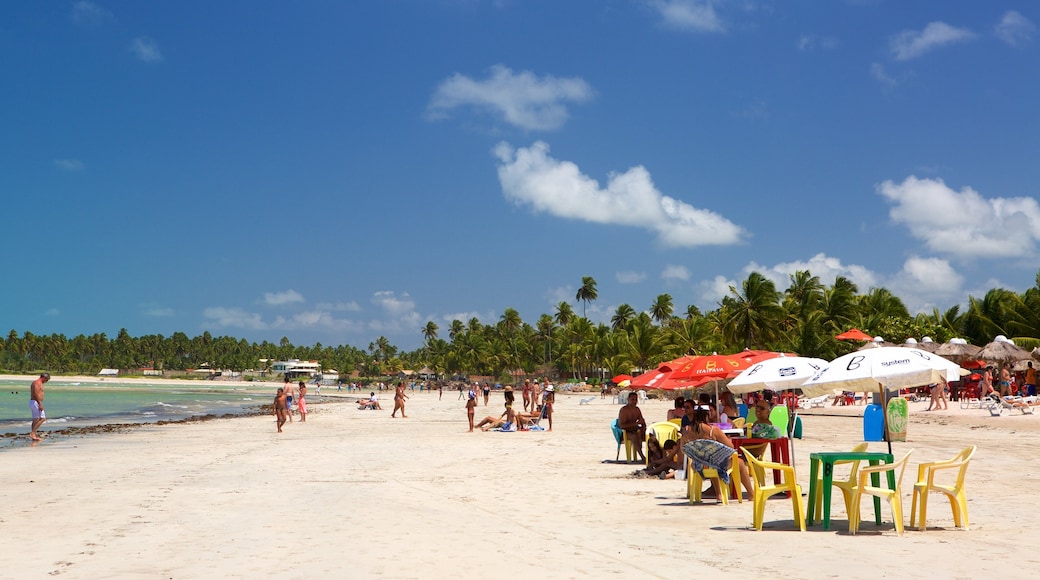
618,392 -> 648,462
644,439 -> 683,479
751,399 -> 780,439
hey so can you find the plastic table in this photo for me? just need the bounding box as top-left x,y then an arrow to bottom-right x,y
807,451 -> 895,531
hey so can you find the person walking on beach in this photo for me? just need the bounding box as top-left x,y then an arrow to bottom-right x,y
274,387 -> 288,432
543,384 -> 555,431
297,382 -> 308,422
482,382 -> 491,407
283,377 -> 295,422
391,381 -> 409,418
522,379 -> 533,412
29,372 -> 50,441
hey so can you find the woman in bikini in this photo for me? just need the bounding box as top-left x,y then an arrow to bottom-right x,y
680,406 -> 754,500
391,381 -> 409,418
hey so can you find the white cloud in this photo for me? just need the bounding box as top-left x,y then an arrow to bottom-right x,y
870,62 -> 897,88
744,253 -> 880,293
616,271 -> 647,284
495,141 -> 747,248
877,176 -> 1040,260
697,275 -> 735,306
995,11 -> 1035,47
661,264 -> 691,281
442,311 -> 485,324
203,307 -> 267,330
887,256 -> 964,313
130,36 -> 163,63
315,301 -> 361,312
71,1 -> 114,25
372,291 -> 416,317
889,21 -> 974,61
545,286 -> 575,305
263,289 -> 305,306
143,307 -> 174,317
797,34 -> 838,52
54,158 -> 85,171
427,64 -> 593,131
648,0 -> 725,33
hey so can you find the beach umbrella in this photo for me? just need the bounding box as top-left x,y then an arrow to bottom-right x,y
976,336 -> 1032,364
611,374 -> 633,385
727,354 -> 828,395
629,368 -> 676,390
935,338 -> 981,363
802,346 -> 965,453
835,328 -> 873,342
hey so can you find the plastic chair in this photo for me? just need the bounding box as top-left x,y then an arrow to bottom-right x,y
741,446 -> 805,531
813,442 -> 869,519
668,417 -> 682,427
731,417 -> 746,430
610,419 -> 636,462
910,445 -> 977,531
769,405 -> 790,436
848,449 -> 914,535
687,455 -> 740,505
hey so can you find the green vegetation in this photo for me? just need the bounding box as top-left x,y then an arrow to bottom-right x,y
3,270 -> 1039,379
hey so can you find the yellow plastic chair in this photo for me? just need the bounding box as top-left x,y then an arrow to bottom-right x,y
848,449 -> 914,535
732,417 -> 746,430
668,417 -> 682,427
910,445 -> 977,531
741,446 -> 805,531
648,421 -> 680,444
687,455 -> 740,505
621,430 -> 639,462
813,442 -> 869,518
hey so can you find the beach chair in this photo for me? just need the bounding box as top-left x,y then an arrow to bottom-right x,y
848,449 -> 914,535
611,419 -> 637,461
910,445 -> 976,531
687,454 -> 740,505
742,446 -> 805,531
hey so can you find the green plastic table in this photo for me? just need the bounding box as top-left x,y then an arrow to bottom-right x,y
807,451 -> 895,531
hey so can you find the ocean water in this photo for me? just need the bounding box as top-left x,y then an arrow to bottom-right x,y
0,379 -> 273,442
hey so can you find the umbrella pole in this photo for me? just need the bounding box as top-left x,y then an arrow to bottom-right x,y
880,383 -> 892,455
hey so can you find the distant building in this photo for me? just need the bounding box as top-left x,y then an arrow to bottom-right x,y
272,359 -> 321,379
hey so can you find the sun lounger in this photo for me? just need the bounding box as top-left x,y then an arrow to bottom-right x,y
579,397 -> 595,405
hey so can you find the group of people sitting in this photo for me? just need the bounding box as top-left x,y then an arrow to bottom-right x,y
621,391 -> 785,493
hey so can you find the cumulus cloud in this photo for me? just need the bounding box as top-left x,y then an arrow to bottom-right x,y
648,0 -> 725,33
71,1 -> 114,25
263,290 -> 305,306
54,158 -> 85,171
662,265 -> 691,281
877,176 -> 1040,260
616,271 -> 647,284
995,11 -> 1035,46
427,64 -> 593,131
494,141 -> 747,247
130,36 -> 163,62
744,253 -> 880,294
697,275 -> 735,306
889,21 -> 974,61
372,291 -> 416,317
203,307 -> 267,330
887,256 -> 964,311
545,286 -> 575,305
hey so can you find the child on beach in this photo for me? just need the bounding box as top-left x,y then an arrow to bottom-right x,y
298,382 -> 307,422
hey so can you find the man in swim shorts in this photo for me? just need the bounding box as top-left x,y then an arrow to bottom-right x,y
29,372 -> 50,441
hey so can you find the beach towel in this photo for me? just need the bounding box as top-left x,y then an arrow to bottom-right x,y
682,439 -> 735,485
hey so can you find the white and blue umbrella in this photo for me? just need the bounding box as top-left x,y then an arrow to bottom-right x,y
726,354 -> 829,394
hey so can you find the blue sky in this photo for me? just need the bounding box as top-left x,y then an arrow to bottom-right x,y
3,1 -> 1039,351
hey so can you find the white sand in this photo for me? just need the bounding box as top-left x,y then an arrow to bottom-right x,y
3,387 -> 1039,578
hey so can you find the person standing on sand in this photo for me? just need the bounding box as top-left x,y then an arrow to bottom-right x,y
274,387 -> 288,432
297,382 -> 308,422
466,390 -> 477,432
542,384 -> 555,431
522,379 -> 532,412
1025,362 -> 1036,397
391,381 -> 409,418
482,382 -> 491,407
438,383 -> 443,400
29,372 -> 50,441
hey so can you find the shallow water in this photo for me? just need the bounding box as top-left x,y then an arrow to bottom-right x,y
0,379 -> 274,441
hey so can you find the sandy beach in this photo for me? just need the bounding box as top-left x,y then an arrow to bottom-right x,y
3,383 -> 1039,579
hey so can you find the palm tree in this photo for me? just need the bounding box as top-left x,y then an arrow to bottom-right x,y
650,294 -> 674,326
722,272 -> 784,349
575,276 -> 598,319
448,319 -> 464,341
422,321 -> 439,342
554,301 -> 575,327
611,303 -> 636,331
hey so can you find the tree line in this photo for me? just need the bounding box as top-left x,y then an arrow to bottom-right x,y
3,269 -> 1039,381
